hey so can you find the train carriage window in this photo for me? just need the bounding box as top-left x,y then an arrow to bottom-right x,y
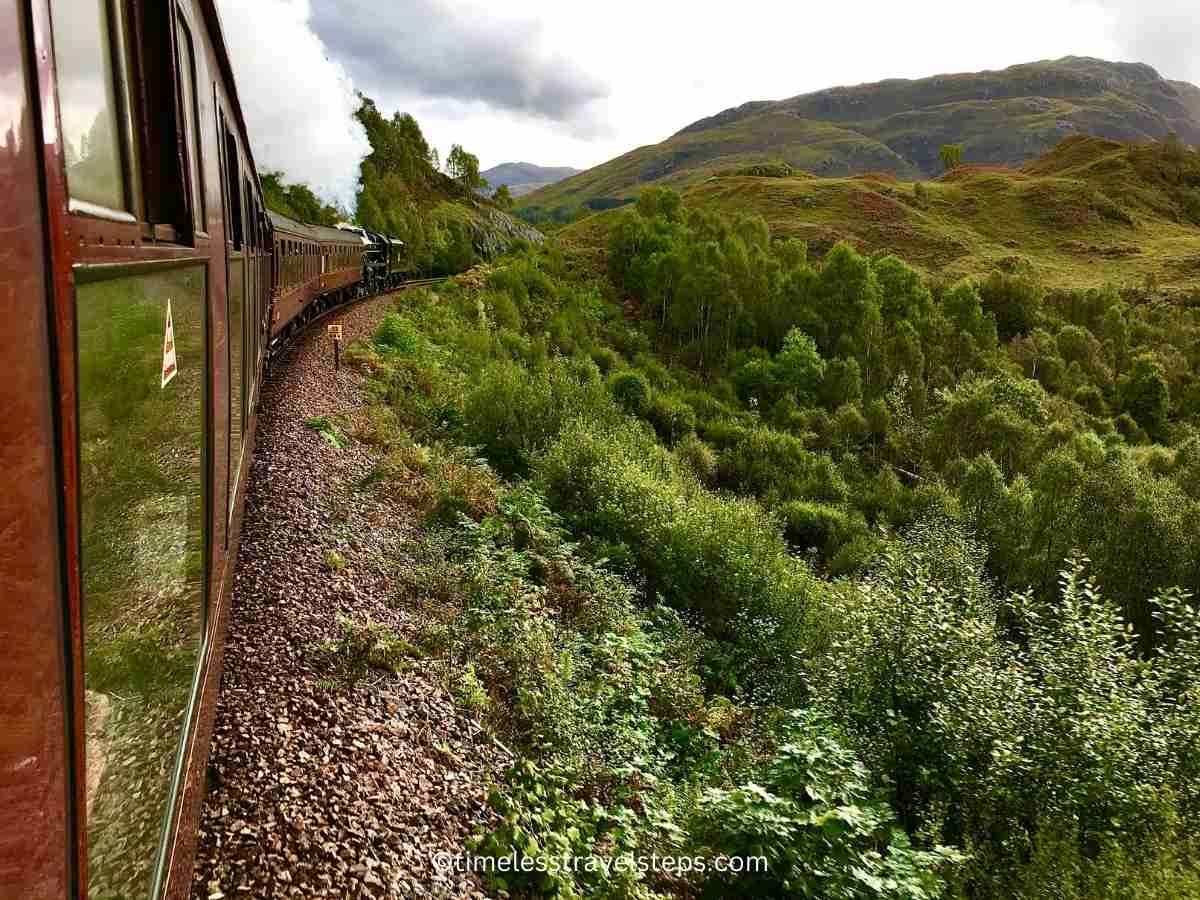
77,264 -> 207,898
228,248 -> 244,522
243,181 -> 255,251
176,17 -> 205,235
223,127 -> 243,250
125,1 -> 187,236
51,0 -> 199,238
50,0 -> 133,213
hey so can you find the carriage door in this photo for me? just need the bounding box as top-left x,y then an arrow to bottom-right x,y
48,1 -> 210,895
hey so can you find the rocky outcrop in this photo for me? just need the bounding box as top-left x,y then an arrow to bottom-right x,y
467,205 -> 544,259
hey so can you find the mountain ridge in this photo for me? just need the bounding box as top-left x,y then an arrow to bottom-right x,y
522,57 -> 1200,218
482,161 -> 582,197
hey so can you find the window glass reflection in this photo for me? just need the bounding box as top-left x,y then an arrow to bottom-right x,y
78,266 -> 206,898
51,0 -> 127,210
177,20 -> 205,233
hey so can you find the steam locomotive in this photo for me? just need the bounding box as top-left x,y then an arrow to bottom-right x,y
0,2 -> 410,898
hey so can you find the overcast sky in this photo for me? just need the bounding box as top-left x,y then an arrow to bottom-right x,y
215,0 -> 1200,208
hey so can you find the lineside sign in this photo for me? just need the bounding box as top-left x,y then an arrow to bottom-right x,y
161,298 -> 178,388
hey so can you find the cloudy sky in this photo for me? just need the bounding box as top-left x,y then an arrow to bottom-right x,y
215,0 -> 1200,208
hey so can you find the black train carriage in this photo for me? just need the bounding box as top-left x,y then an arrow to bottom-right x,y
336,223 -> 408,295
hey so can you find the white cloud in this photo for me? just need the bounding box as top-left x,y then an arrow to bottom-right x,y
1092,0 -> 1200,84
308,0 -> 1133,173
215,0 -> 368,208
310,0 -> 609,127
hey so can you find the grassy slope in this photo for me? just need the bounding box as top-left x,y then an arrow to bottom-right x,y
525,57 -> 1200,216
559,137 -> 1200,294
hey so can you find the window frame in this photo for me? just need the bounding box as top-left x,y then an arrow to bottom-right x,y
174,12 -> 206,239
51,0 -> 198,242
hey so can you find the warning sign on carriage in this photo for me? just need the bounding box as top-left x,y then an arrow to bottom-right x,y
161,298 -> 178,388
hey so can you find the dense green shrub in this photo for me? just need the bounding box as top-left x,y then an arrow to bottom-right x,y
673,433 -> 718,483
462,358 -> 617,474
1121,353 -> 1171,442
777,500 -> 868,564
375,312 -> 424,355
720,427 -> 848,503
978,271 -> 1043,339
590,346 -> 624,374
608,370 -> 651,413
643,392 -> 698,444
815,519 -> 1200,895
536,419 -> 823,695
694,711 -> 963,899
1182,188 -> 1200,226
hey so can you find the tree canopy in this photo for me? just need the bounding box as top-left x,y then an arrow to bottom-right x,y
493,184 -> 514,209
351,97 -> 478,276
260,171 -> 342,226
446,144 -> 487,192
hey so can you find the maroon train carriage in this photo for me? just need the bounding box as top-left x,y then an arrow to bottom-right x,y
267,210 -> 368,348
0,0 -> 407,897
1,0 -> 273,896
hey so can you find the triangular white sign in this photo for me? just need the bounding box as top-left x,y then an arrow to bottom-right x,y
161,298 -> 178,388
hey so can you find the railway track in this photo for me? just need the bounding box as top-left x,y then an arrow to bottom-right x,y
191,294 -> 504,899
272,276 -> 448,360
396,277 -> 447,289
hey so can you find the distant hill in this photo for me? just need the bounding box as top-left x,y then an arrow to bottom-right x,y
481,162 -> 582,197
524,57 -> 1200,218
558,136 -> 1200,296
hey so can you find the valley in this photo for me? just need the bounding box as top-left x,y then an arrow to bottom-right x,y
229,50 -> 1200,900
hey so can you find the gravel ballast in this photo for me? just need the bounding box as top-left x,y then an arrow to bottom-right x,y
191,295 -> 504,899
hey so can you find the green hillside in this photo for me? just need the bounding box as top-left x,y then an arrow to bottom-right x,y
559,136 -> 1200,295
523,57 -> 1200,222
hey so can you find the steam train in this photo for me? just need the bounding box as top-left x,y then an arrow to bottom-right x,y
0,2 -> 411,898
267,213 -> 411,351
